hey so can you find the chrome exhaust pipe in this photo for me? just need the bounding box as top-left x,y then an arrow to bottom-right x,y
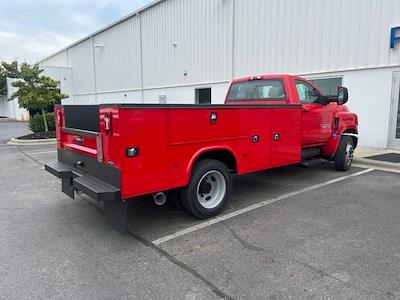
153,192 -> 167,206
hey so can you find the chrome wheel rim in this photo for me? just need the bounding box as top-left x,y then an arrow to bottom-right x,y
345,143 -> 354,166
196,170 -> 226,209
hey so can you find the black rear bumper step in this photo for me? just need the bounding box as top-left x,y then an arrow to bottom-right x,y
45,161 -> 127,233
73,176 -> 120,202
45,161 -> 120,201
45,161 -> 74,178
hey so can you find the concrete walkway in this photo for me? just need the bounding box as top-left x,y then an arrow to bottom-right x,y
0,117 -> 17,122
354,147 -> 400,173
0,120 -> 31,144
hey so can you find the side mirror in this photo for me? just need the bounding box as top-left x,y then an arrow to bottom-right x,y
337,86 -> 348,105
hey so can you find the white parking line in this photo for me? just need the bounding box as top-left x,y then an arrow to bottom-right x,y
25,150 -> 57,155
152,168 -> 375,245
353,163 -> 400,174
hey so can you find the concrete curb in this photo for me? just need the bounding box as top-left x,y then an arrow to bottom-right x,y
352,147 -> 400,172
0,118 -> 24,122
7,138 -> 57,146
353,157 -> 400,171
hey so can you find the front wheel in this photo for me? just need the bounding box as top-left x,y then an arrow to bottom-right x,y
180,159 -> 232,219
334,136 -> 355,171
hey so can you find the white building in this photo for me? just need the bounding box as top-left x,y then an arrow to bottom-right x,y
37,0 -> 400,149
0,79 -> 29,121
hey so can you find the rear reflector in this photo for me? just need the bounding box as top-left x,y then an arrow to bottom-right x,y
56,110 -> 62,127
96,134 -> 103,163
333,117 -> 339,133
104,112 -> 112,135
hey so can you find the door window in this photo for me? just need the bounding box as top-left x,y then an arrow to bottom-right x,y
295,80 -> 320,104
310,77 -> 342,96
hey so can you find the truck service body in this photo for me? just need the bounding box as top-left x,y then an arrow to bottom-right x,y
45,75 -> 358,232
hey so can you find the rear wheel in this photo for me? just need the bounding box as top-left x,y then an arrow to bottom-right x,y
334,136 -> 355,171
167,188 -> 184,210
180,159 -> 232,219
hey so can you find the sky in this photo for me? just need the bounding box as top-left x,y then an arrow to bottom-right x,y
0,0 -> 152,63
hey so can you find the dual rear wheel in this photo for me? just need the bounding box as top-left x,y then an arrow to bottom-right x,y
180,159 -> 232,219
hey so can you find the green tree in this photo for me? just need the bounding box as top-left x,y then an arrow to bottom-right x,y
0,61 -> 19,96
0,72 -> 6,96
1,61 -> 19,78
10,63 -> 67,132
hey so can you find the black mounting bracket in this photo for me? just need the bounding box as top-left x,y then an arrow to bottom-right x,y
104,198 -> 128,234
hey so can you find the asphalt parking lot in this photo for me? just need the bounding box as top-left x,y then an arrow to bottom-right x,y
1,121 -> 400,299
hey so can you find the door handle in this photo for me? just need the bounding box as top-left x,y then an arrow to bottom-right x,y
302,108 -> 309,112
74,136 -> 84,145
210,112 -> 217,124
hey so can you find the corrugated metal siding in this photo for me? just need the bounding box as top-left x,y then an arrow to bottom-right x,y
68,39 -> 95,95
140,0 -> 233,88
40,51 -> 69,67
41,0 -> 400,94
233,0 -> 400,77
42,67 -> 74,101
93,17 -> 142,93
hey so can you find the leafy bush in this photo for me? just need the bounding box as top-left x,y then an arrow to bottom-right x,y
29,113 -> 55,133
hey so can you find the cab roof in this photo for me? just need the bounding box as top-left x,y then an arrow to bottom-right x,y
231,74 -> 296,83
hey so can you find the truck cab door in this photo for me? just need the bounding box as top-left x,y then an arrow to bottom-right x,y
295,80 -> 333,146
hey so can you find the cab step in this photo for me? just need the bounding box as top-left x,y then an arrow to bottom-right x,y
300,158 -> 328,167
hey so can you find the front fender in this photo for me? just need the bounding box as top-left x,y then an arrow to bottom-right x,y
342,132 -> 359,149
321,127 -> 358,158
322,109 -> 358,158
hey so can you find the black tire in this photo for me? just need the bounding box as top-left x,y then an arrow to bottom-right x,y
334,136 -> 355,171
180,159 -> 232,219
167,188 -> 184,210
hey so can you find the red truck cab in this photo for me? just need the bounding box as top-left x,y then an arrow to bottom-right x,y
45,74 -> 358,232
226,74 -> 358,155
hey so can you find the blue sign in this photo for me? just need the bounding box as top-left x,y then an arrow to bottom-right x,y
390,26 -> 400,49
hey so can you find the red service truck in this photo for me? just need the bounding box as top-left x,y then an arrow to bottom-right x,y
45,74 -> 358,232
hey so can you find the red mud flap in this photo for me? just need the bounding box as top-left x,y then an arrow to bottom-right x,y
45,161 -> 128,234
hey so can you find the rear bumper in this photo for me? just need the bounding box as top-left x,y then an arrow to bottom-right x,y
45,161 -> 120,202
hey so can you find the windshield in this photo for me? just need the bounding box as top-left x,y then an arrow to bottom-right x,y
227,79 -> 285,101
